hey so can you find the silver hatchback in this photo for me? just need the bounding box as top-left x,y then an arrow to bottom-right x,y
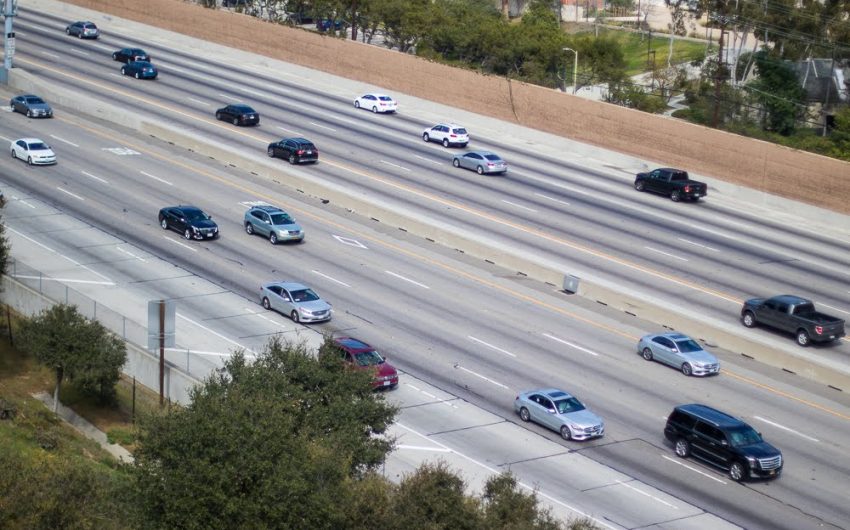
514,388 -> 604,441
637,332 -> 720,376
244,205 -> 304,244
260,281 -> 332,323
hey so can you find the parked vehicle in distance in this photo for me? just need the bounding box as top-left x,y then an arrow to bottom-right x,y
260,281 -> 332,323
316,18 -> 344,32
10,95 -> 53,118
158,205 -> 219,240
637,332 -> 720,376
267,138 -> 318,164
244,204 -> 304,244
423,123 -> 469,148
10,138 -> 56,165
452,151 -> 507,175
324,337 -> 399,389
741,294 -> 845,346
65,21 -> 99,39
634,167 -> 707,202
121,61 -> 158,79
665,404 -> 783,481
112,47 -> 150,63
215,104 -> 259,126
514,388 -> 604,441
354,93 -> 397,114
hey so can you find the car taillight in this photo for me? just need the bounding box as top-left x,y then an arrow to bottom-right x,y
296,149 -> 304,155
815,325 -> 824,334
450,134 -> 457,137
684,185 -> 691,192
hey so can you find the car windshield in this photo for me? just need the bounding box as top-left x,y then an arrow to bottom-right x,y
484,154 -> 502,161
184,210 -> 210,221
290,289 -> 319,303
131,49 -> 145,55
29,142 -> 50,151
453,128 -> 468,134
234,105 -> 255,113
26,97 -> 45,104
728,426 -> 762,447
674,339 -> 703,353
553,397 -> 585,414
378,96 -> 393,101
353,350 -> 384,367
270,213 -> 293,225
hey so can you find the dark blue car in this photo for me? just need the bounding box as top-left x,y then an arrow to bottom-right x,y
121,61 -> 158,80
316,18 -> 344,32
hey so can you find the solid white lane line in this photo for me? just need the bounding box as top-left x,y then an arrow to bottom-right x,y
7,227 -> 56,253
140,170 -> 173,186
116,247 -> 146,262
71,48 -> 90,56
57,187 -> 84,201
10,275 -> 114,285
405,383 -> 422,392
816,302 -> 850,316
177,313 -> 253,353
501,200 -> 537,213
454,365 -> 508,389
81,170 -> 108,184
661,455 -> 727,484
644,246 -> 689,261
243,308 -> 287,328
395,423 -> 616,530
218,93 -> 240,101
41,51 -> 59,58
188,97 -> 210,106
678,238 -> 719,252
753,416 -> 820,442
14,198 -> 37,209
0,135 -> 11,141
7,227 -> 113,282
385,270 -> 429,289
685,223 -> 740,241
276,126 -> 302,135
163,236 -> 197,252
616,480 -> 677,508
49,134 -> 79,147
542,333 -> 599,356
311,269 -> 351,287
309,121 -> 336,132
396,444 -> 453,453
380,160 -> 411,172
468,336 -> 517,358
415,154 -> 443,165
535,193 -> 571,206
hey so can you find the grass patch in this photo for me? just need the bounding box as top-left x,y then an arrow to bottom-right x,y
590,28 -> 713,76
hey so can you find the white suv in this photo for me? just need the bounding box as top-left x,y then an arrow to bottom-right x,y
422,123 -> 469,148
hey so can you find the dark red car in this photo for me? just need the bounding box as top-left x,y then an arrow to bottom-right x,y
330,337 -> 398,390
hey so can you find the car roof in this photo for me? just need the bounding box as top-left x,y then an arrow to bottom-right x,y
467,150 -> 497,156
364,93 -> 390,97
282,137 -> 313,144
526,388 -> 574,400
674,404 -> 745,429
18,94 -> 40,99
16,138 -> 46,143
266,281 -> 308,291
771,294 -> 809,305
168,205 -> 202,212
250,204 -> 286,214
333,337 -> 374,353
661,332 -> 692,341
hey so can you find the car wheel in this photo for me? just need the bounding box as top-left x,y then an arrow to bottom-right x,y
66,28 -> 71,35
215,112 -> 222,120
452,158 -> 460,168
26,109 -> 32,118
267,147 -> 275,158
674,438 -> 690,458
112,53 -> 118,60
559,425 -> 572,441
245,223 -> 254,235
372,106 -> 378,113
641,347 -> 653,361
121,67 -> 126,75
635,180 -> 645,191
269,233 -> 278,245
729,461 -> 746,482
796,329 -> 810,347
290,310 -> 300,323
288,154 -> 296,165
78,33 -> 83,39
27,157 -> 33,166
476,166 -> 484,175
742,311 -> 756,328
183,229 -> 192,240
232,117 -> 239,125
671,190 -> 682,202
160,218 -> 168,230
442,138 -> 450,148
423,133 -> 430,142
681,363 -> 693,376
262,297 -> 271,310
135,72 -> 140,79
354,100 -> 360,109
10,149 -> 16,159
519,407 -> 530,422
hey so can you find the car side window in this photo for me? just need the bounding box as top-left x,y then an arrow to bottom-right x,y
16,140 -> 25,149
267,285 -> 280,295
670,411 -> 696,430
775,302 -> 788,313
541,398 -> 555,412
764,300 -> 776,310
694,422 -> 722,442
260,212 -> 270,223
655,337 -> 674,349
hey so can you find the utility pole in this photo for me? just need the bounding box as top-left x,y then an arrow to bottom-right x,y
350,0 -> 358,42
2,0 -> 17,85
711,24 -> 726,128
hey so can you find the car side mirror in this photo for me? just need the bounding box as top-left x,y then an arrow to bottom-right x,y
720,439 -> 728,446
179,218 -> 186,222
264,219 -> 271,224
547,408 -> 556,414
282,296 -> 290,302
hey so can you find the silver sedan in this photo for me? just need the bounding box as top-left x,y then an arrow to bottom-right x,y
514,388 -> 604,441
452,150 -> 507,175
260,281 -> 332,323
637,332 -> 720,376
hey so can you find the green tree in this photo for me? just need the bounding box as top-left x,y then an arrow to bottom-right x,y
0,193 -> 10,279
18,304 -> 127,412
572,35 -> 627,89
391,461 -> 482,530
747,51 -> 806,135
481,472 -> 562,530
131,336 -> 397,529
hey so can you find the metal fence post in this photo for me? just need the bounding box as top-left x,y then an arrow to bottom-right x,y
65,285 -> 69,304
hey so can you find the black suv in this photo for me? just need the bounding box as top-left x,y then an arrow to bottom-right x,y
267,138 -> 319,164
215,104 -> 260,126
664,404 -> 783,481
158,206 -> 219,240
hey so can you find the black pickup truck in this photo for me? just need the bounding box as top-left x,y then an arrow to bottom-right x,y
634,168 -> 707,202
741,295 -> 846,346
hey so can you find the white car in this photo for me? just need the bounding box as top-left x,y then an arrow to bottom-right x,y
10,138 -> 57,165
422,123 -> 469,148
354,93 -> 397,114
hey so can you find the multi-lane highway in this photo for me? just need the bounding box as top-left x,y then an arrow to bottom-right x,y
3,2 -> 850,528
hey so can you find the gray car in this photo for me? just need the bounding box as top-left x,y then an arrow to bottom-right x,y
10,95 -> 53,118
260,281 -> 332,323
514,388 -> 604,441
637,332 -> 720,376
244,205 -> 304,244
452,150 -> 507,175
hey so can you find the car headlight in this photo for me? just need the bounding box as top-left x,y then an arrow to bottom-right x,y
746,456 -> 757,467
299,307 -> 312,315
192,226 -> 200,233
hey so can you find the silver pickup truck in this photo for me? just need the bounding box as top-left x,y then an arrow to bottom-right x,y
741,295 -> 846,346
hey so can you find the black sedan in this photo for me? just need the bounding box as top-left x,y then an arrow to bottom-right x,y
121,61 -> 158,80
215,104 -> 260,126
158,206 -> 219,240
10,95 -> 53,118
267,138 -> 319,164
112,48 -> 150,63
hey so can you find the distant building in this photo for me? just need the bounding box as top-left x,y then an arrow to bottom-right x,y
789,58 -> 849,128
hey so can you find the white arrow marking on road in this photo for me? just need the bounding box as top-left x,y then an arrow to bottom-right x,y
542,334 -> 599,356
332,235 -> 368,249
385,271 -> 429,289
753,416 -> 819,442
468,336 -> 517,358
